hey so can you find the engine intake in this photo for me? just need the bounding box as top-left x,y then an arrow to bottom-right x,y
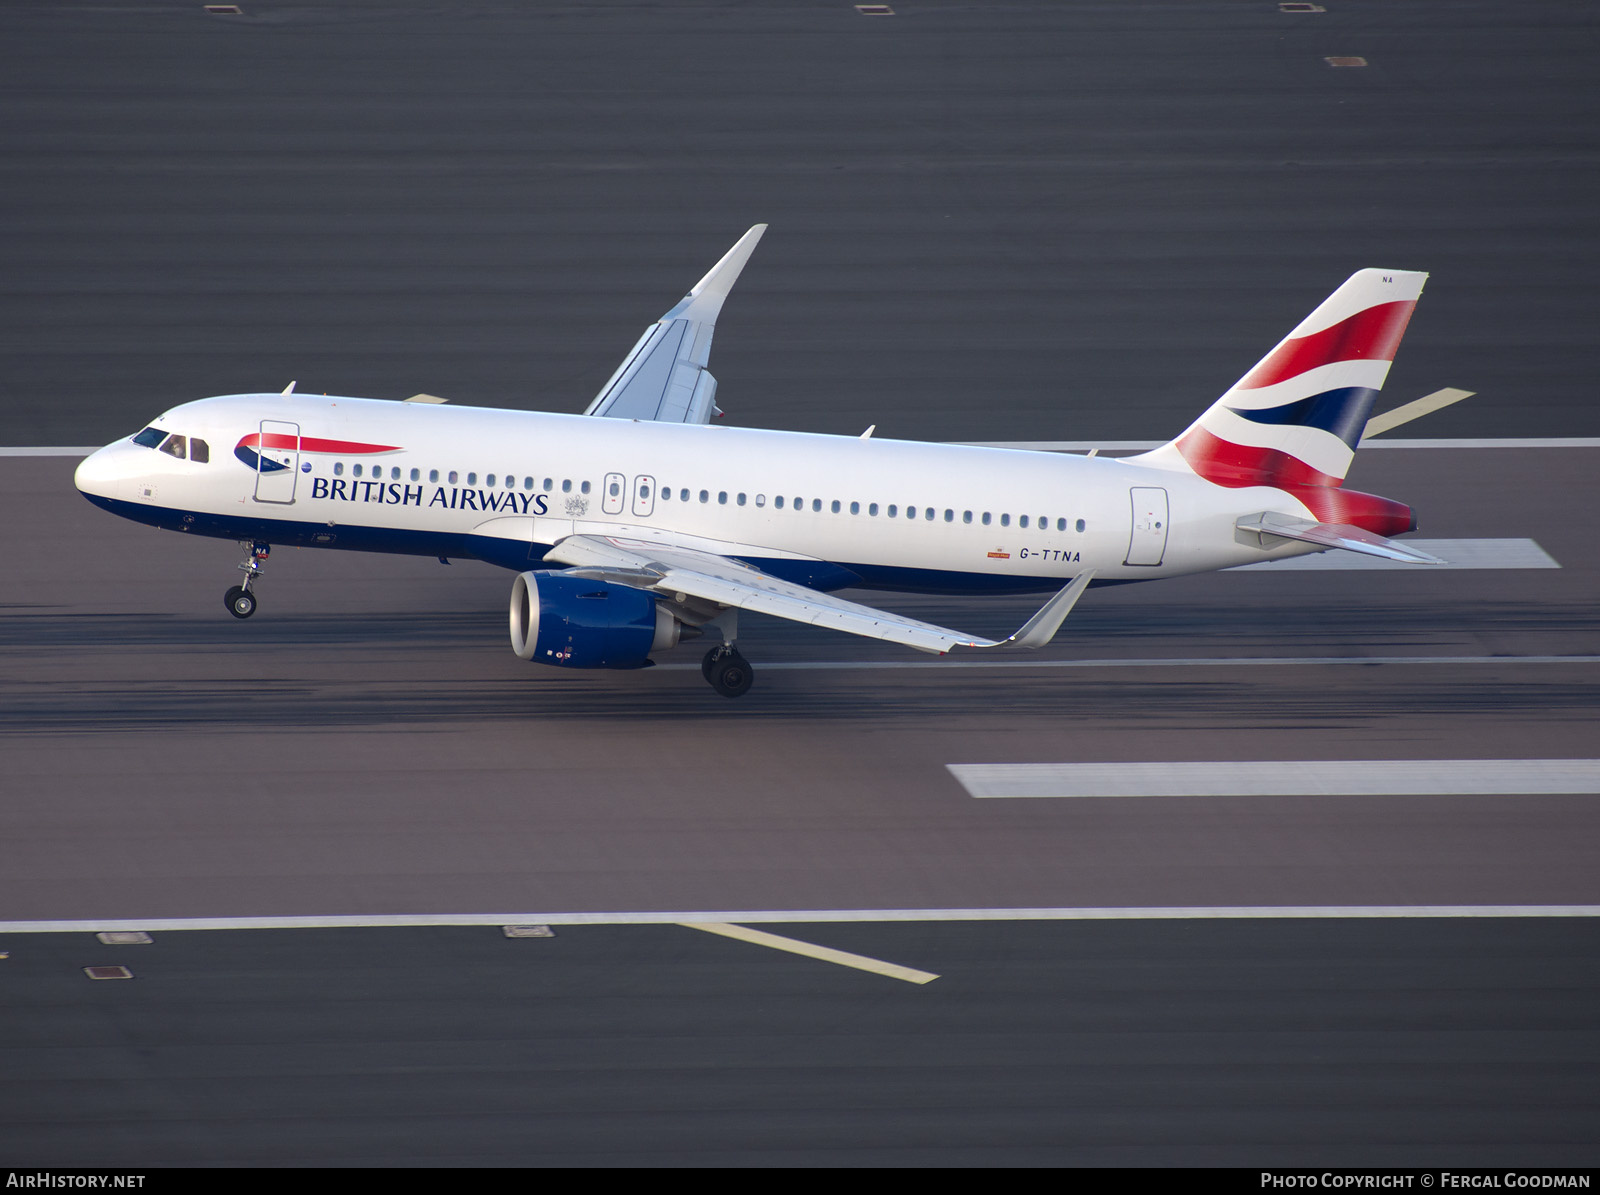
509,571 -> 682,670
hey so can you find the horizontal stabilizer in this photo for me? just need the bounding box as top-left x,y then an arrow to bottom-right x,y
1237,511 -> 1444,565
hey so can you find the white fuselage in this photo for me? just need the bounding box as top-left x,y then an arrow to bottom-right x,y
75,392 -> 1323,592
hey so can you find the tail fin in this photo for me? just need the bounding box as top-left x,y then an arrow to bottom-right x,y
1136,269 -> 1427,488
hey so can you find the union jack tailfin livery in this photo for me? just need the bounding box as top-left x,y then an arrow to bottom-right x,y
1134,268 -> 1426,535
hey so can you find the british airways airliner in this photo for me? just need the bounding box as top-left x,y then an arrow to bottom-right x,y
74,226 -> 1438,696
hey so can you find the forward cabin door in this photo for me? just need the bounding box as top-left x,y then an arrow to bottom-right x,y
253,420 -> 301,504
1125,486 -> 1169,566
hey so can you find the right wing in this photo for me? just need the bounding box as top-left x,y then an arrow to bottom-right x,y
544,533 -> 1095,654
582,225 -> 767,425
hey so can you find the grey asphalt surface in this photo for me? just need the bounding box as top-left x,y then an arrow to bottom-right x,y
4,920 -> 1599,1167
2,0 -> 1597,1168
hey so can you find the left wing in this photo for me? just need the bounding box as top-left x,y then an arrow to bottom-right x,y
582,225 -> 767,425
544,533 -> 1094,654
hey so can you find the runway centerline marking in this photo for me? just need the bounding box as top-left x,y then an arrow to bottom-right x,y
681,922 -> 938,984
4,908 -> 1600,935
1227,537 -> 1557,570
949,759 -> 1600,799
654,654 -> 1600,673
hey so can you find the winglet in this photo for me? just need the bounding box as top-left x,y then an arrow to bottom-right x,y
661,224 -> 767,325
960,570 -> 1096,651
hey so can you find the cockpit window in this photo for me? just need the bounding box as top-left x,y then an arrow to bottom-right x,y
158,434 -> 187,460
190,438 -> 210,464
132,427 -> 165,448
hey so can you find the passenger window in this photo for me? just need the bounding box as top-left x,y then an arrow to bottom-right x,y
812,499 -> 822,512
608,480 -> 619,497
335,462 -> 345,476
561,479 -> 571,493
355,463 -> 364,478
906,506 -> 916,519
982,512 -> 991,525
888,505 -> 898,518
944,509 -> 954,522
543,478 -> 553,491
523,476 -> 533,490
661,487 -> 672,501
737,493 -> 746,506
467,472 -> 478,485
926,508 -> 935,521
1020,516 -> 1029,528
850,501 -> 859,515
718,491 -> 728,505
449,471 -> 459,484
1001,514 -> 1010,527
429,469 -> 439,483
831,500 -> 840,514
680,489 -> 689,501
963,511 -> 972,524
581,481 -> 591,495
775,496 -> 785,509
488,474 -> 498,487
190,439 -> 210,464
755,494 -> 765,508
1057,517 -> 1067,531
869,503 -> 878,516
700,490 -> 709,503
411,468 -> 421,482
1076,519 -> 1086,532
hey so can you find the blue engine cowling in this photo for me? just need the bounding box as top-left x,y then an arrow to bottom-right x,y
509,571 -> 682,670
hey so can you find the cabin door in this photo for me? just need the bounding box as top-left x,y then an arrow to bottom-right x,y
253,420 -> 301,504
1125,486 -> 1169,566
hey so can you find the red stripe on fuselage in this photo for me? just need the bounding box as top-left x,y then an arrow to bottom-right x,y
1239,300 -> 1416,390
236,433 -> 401,454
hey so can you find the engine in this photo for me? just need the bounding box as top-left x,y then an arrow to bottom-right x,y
509,571 -> 683,670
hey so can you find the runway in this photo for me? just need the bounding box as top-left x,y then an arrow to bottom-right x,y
4,0 -> 1598,1167
3,444 -> 1596,921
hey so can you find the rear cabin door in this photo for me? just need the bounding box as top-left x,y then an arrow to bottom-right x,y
1124,486 -> 1169,566
253,420 -> 301,504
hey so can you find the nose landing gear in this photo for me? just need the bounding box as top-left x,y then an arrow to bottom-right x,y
223,541 -> 270,619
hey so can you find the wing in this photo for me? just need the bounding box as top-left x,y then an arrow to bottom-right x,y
543,533 -> 1095,654
582,225 -> 767,425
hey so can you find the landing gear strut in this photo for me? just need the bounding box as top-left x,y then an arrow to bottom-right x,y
224,540 -> 270,619
702,644 -> 754,699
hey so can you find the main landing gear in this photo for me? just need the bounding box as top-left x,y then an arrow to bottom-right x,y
223,540 -> 270,619
701,644 -> 754,699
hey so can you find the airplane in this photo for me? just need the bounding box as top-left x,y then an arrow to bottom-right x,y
74,225 -> 1440,697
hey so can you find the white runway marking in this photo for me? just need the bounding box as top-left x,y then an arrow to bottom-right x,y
4,907 -> 1599,935
956,438 -> 1600,451
1229,537 -> 1558,570
7,438 -> 1600,457
948,759 -> 1600,800
656,654 -> 1600,673
682,922 -> 938,984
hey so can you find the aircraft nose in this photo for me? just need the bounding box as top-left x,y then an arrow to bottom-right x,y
74,443 -> 123,499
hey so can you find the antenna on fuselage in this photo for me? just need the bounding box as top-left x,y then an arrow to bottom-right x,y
281,381 -> 296,396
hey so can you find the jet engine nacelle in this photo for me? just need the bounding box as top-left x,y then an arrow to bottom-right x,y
509,571 -> 682,669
